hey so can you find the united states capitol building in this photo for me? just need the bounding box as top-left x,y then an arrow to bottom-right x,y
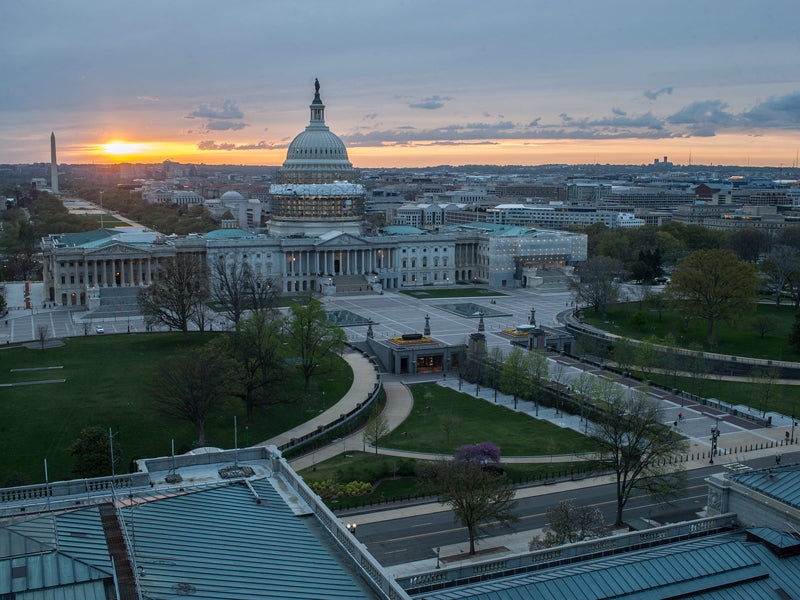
42,81 -> 587,307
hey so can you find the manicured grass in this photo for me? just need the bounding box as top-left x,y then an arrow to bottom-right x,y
0,333 -> 351,485
400,288 -> 507,299
380,383 -> 598,456
584,302 -> 800,361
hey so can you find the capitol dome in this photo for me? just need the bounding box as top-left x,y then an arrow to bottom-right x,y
268,80 -> 365,237
277,79 -> 357,185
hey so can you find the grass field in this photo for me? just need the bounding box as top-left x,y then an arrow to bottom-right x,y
0,333 -> 351,485
400,287 -> 507,299
583,301 -> 800,361
380,383 -> 598,456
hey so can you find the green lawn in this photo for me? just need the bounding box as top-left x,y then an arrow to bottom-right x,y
400,288 -> 507,299
584,301 -> 799,361
0,333 -> 351,485
380,383 -> 598,456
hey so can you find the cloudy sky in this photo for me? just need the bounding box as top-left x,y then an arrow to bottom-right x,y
2,0 -> 799,168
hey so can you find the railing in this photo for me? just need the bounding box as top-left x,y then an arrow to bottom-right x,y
398,513 -> 738,595
278,348 -> 383,455
271,455 -> 411,600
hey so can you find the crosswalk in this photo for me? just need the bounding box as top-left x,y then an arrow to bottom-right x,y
723,463 -> 752,473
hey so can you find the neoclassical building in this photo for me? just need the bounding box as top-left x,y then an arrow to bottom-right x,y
42,80 -> 587,306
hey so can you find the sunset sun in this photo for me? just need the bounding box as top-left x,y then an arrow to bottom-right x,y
102,141 -> 145,156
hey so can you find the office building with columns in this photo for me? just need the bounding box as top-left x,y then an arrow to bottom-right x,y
41,81 -> 586,306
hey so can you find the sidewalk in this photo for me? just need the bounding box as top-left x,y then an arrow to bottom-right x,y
260,351 -> 379,451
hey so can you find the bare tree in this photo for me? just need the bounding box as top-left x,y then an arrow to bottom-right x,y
589,380 -> 689,527
212,255 -> 252,326
37,325 -> 49,349
571,256 -> 623,315
221,312 -> 287,423
762,245 -> 799,308
532,500 -> 606,548
138,254 -> 209,335
363,406 -> 390,456
430,460 -> 518,555
149,345 -> 239,446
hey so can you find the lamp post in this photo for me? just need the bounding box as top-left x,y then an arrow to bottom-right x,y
709,419 -> 720,464
435,546 -> 441,569
346,522 -> 358,537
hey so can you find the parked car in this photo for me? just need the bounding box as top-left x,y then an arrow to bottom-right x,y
95,326 -> 104,334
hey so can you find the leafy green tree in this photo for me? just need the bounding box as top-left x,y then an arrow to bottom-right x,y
363,406 -> 390,456
526,349 -> 549,411
728,227 -> 768,263
69,426 -> 120,478
665,249 -> 759,345
589,381 -> 689,527
500,346 -> 528,409
286,297 -> 346,389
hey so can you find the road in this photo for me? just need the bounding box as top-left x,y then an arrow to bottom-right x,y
355,452 -> 798,567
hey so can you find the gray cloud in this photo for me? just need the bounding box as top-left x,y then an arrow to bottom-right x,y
644,87 -> 673,101
741,92 -> 800,127
206,120 -> 248,131
409,95 -> 452,110
186,100 -> 244,120
612,107 -> 626,116
197,140 -> 282,151
667,99 -> 735,135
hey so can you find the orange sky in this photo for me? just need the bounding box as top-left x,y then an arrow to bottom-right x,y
82,133 -> 800,169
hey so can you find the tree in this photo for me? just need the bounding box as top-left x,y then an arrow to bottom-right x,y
525,349 -> 549,413
149,345 -> 239,446
750,314 -> 778,339
728,227 -> 768,263
612,337 -> 637,375
751,367 -> 781,417
790,311 -> 800,352
212,255 -> 253,326
138,254 -> 209,335
454,441 -> 501,466
36,325 -> 49,349
363,406 -> 390,455
69,426 -> 120,478
589,380 -> 688,527
286,297 -> 346,389
500,346 -> 527,409
665,248 -> 759,345
762,245 -> 799,308
571,256 -> 623,315
431,460 -> 517,555
222,312 -> 287,423
534,500 -> 606,547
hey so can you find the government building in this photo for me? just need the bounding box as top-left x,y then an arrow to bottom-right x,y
42,81 -> 587,307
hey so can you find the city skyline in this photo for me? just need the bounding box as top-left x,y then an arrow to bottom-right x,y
2,0 -> 799,169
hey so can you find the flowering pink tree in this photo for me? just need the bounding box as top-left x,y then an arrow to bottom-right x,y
455,441 -> 501,466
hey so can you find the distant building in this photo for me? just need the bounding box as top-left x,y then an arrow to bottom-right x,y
41,80 -> 587,307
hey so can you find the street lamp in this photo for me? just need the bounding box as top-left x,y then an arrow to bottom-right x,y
435,546 -> 441,569
709,419 -> 720,464
346,522 -> 358,536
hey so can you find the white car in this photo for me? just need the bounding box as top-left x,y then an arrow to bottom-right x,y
95,326 -> 105,334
